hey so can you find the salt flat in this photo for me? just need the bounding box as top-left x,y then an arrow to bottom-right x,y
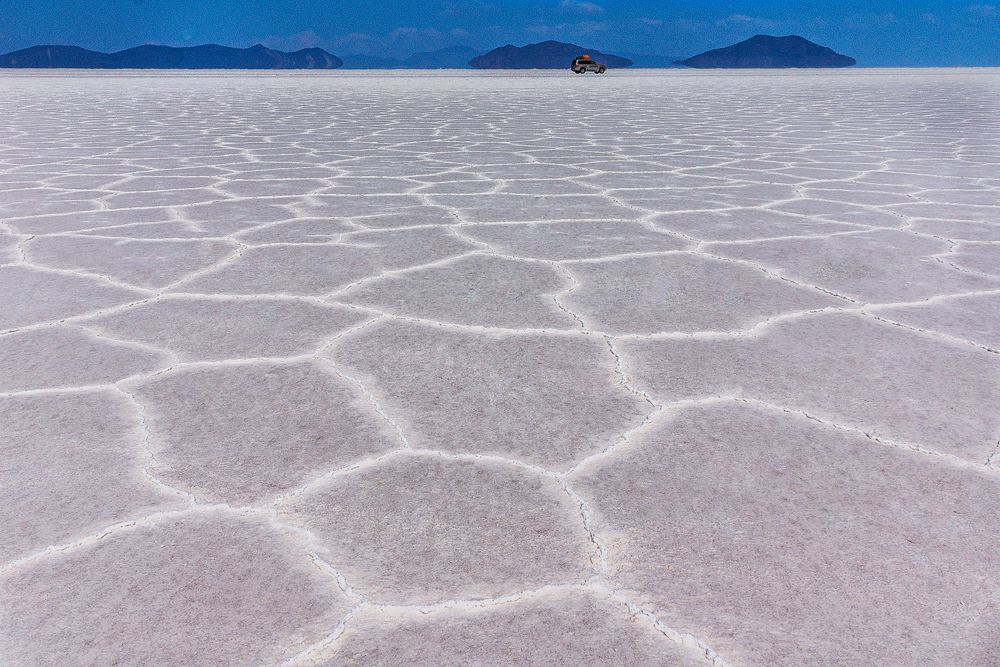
2,69 -> 999,666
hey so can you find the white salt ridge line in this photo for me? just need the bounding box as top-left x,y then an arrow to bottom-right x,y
321,249 -> 483,300
277,603 -> 365,667
557,329 -> 668,470
0,220 -> 25,239
606,589 -> 737,667
444,215 -> 682,229
115,183 -> 239,205
283,581 -> 733,667
1,192 -> 307,224
989,448 -> 1000,472
11,233 -> 31,263
445,212 -> 645,225
933,246 -> 1000,281
365,582 -> 593,617
310,313 -> 384,357
696,227 -> 886,247
217,181 -> 335,200
1,292 -> 364,339
113,385 -> 197,505
313,355 -> 413,451
7,257 -> 158,296
617,306 -> 854,342
0,373 -> 184,400
27,216 -> 504,252
270,446 -> 608,575
589,296 -> 1000,347
661,395 -> 1000,476
445,224 -> 497,253
0,503 -> 241,576
46,226 -> 230,242
633,214 -> 693,237
100,175 -> 230,192
316,303 -> 589,337
0,302 -> 129,340
550,248 -> 699,265
85,352 -> 348,388
160,240 -> 248,291
693,249 -> 862,304
238,228 -> 452,248
559,340 -> 664,477
266,447 -> 411,508
226,218 -> 352,243
446,223 -> 696,264
76,323 -> 181,364
549,262 -> 589,330
902,219 -> 1000,246
6,228 -> 32,265
862,311 -> 1000,355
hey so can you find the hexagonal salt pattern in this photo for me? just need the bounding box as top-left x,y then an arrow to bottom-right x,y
651,209 -> 859,242
0,391 -> 186,562
0,512 -> 355,666
561,253 -> 844,335
0,326 -> 170,392
90,296 -> 371,362
0,265 -> 144,330
23,235 -> 237,289
320,588 -> 707,666
704,229 -> 999,303
278,454 -> 596,605
334,254 -> 578,329
871,292 -> 1000,351
950,242 -> 1000,278
129,361 -> 401,505
617,311 -> 1000,462
176,227 -> 472,296
3,69 -> 1000,666
571,403 -> 1000,667
328,320 -> 651,469
460,219 -> 689,261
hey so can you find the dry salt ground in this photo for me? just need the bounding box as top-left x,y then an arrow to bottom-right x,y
1,68 -> 1000,666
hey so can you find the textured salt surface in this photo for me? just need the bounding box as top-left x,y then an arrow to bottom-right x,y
2,69 -> 999,666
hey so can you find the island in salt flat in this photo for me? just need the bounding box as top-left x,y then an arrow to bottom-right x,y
0,43 -> 343,69
675,35 -> 856,69
469,41 -> 633,69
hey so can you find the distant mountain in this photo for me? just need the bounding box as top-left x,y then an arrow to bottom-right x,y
675,35 -> 855,69
618,53 -> 686,69
469,41 -> 633,69
341,46 -> 482,70
339,54 -> 409,69
406,46 -> 481,69
0,44 -> 342,69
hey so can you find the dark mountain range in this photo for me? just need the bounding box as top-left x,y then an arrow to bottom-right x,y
618,53 -> 685,69
675,35 -> 855,68
0,44 -> 342,69
407,46 -> 481,69
469,41 -> 632,69
340,54 -> 410,69
341,46 -> 482,70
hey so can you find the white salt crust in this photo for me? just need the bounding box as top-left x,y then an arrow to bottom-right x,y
2,69 -> 999,667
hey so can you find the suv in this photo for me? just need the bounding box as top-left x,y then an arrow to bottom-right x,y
571,55 -> 606,74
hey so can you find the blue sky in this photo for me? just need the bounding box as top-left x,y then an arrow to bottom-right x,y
1,0 -> 997,66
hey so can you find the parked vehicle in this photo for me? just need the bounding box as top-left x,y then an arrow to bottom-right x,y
571,55 -> 606,74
